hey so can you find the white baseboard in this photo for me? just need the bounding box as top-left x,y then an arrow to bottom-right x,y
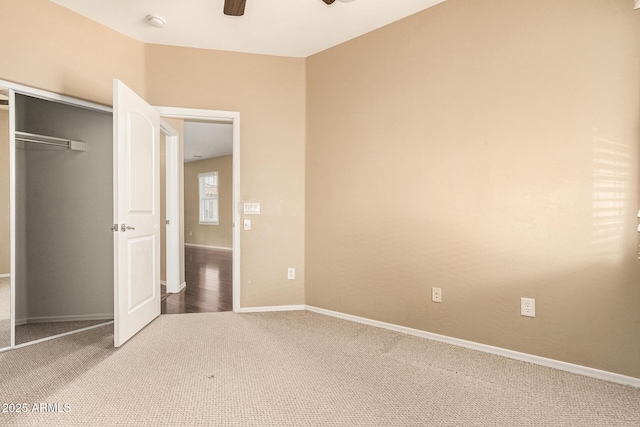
26,313 -> 114,324
185,243 -> 232,251
238,305 -> 306,314
163,282 -> 186,293
15,317 -> 27,326
305,305 -> 640,389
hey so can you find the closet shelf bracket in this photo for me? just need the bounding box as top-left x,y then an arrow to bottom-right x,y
15,131 -> 87,152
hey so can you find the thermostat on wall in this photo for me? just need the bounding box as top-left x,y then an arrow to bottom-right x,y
244,202 -> 261,215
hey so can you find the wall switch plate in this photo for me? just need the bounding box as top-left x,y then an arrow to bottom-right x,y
243,219 -> 251,231
432,287 -> 442,303
521,297 -> 535,317
287,268 -> 295,280
243,202 -> 261,215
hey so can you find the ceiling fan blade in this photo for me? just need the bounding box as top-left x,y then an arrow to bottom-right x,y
224,0 -> 246,16
322,0 -> 336,4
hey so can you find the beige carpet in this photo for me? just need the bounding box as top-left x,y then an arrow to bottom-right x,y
0,311 -> 638,426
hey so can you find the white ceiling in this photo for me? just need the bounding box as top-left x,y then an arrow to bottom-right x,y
183,121 -> 233,163
50,0 -> 445,57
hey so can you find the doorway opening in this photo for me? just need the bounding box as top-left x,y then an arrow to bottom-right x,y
158,108 -> 240,314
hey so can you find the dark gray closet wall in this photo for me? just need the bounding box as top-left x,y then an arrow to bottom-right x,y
15,94 -> 113,322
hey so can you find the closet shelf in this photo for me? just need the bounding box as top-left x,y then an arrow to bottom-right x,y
15,131 -> 87,152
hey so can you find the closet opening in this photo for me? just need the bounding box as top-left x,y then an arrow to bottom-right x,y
12,93 -> 114,346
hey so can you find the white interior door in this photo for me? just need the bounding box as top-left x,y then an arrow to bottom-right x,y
113,79 -> 161,347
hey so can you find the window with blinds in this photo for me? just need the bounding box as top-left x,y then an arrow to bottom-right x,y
199,171 -> 219,225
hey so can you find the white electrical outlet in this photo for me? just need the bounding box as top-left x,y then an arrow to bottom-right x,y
287,268 -> 295,280
521,297 -> 535,317
432,287 -> 442,303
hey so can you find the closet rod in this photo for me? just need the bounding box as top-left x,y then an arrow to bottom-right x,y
15,131 -> 87,152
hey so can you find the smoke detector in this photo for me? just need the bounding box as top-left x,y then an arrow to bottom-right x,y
145,14 -> 166,28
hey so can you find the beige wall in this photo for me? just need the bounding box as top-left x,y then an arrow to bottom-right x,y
0,0 -> 146,105
185,156 -> 233,248
0,109 -> 8,274
145,45 -> 306,307
306,0 -> 640,378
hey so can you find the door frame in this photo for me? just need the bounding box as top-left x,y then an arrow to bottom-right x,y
156,107 -> 241,312
161,121 -> 182,294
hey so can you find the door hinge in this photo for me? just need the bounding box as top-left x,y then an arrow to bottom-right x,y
166,220 -> 170,225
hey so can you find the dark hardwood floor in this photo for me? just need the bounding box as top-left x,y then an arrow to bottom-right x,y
161,246 -> 232,314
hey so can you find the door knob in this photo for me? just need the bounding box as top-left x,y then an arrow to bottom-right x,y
121,224 -> 136,232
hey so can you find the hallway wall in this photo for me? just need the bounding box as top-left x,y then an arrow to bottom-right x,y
184,155 -> 234,249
